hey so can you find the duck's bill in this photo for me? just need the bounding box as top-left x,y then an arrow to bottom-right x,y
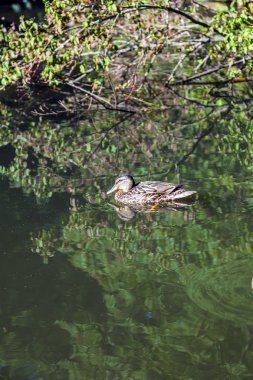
106,184 -> 118,195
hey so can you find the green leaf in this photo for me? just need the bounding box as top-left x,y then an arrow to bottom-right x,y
14,67 -> 22,77
86,143 -> 91,152
80,65 -> 85,74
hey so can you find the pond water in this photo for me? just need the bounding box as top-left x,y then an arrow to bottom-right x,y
0,107 -> 253,380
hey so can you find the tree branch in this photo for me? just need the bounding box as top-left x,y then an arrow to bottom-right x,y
136,4 -> 210,29
67,81 -> 136,113
167,57 -> 253,86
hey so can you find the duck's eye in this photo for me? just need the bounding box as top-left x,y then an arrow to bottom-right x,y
116,177 -> 125,183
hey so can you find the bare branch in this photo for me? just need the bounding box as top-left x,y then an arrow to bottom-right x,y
167,57 -> 253,86
122,4 -> 211,29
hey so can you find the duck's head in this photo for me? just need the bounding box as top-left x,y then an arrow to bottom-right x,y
107,173 -> 135,195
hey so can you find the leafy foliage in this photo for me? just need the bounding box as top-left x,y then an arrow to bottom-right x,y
212,5 -> 253,77
0,0 -> 252,109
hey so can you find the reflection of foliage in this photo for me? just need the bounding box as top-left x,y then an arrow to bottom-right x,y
1,135 -> 253,378
217,107 -> 253,170
31,228 -> 58,263
25,193 -> 253,379
1,103 -> 253,199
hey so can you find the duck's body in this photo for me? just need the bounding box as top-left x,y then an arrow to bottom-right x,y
107,174 -> 197,205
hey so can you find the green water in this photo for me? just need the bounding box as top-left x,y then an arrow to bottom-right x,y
0,109 -> 253,380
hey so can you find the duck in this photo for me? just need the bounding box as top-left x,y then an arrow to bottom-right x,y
106,173 -> 197,205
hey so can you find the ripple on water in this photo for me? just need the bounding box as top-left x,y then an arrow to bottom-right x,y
187,259 -> 253,325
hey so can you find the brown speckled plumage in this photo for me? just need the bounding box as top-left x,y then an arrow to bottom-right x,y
107,174 -> 197,205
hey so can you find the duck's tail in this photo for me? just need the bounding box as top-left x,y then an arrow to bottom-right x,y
173,190 -> 198,201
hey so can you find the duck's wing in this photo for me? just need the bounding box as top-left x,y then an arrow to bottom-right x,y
135,181 -> 183,194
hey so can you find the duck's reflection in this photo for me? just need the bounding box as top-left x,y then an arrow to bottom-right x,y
108,201 -> 195,221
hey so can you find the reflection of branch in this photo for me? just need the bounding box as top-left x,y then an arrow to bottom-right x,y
176,106 -> 232,166
176,108 -> 216,129
155,106 -> 232,181
87,113 -> 134,160
169,87 -> 222,108
177,124 -> 216,166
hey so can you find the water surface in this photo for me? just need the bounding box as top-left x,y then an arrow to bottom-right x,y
0,109 -> 253,380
